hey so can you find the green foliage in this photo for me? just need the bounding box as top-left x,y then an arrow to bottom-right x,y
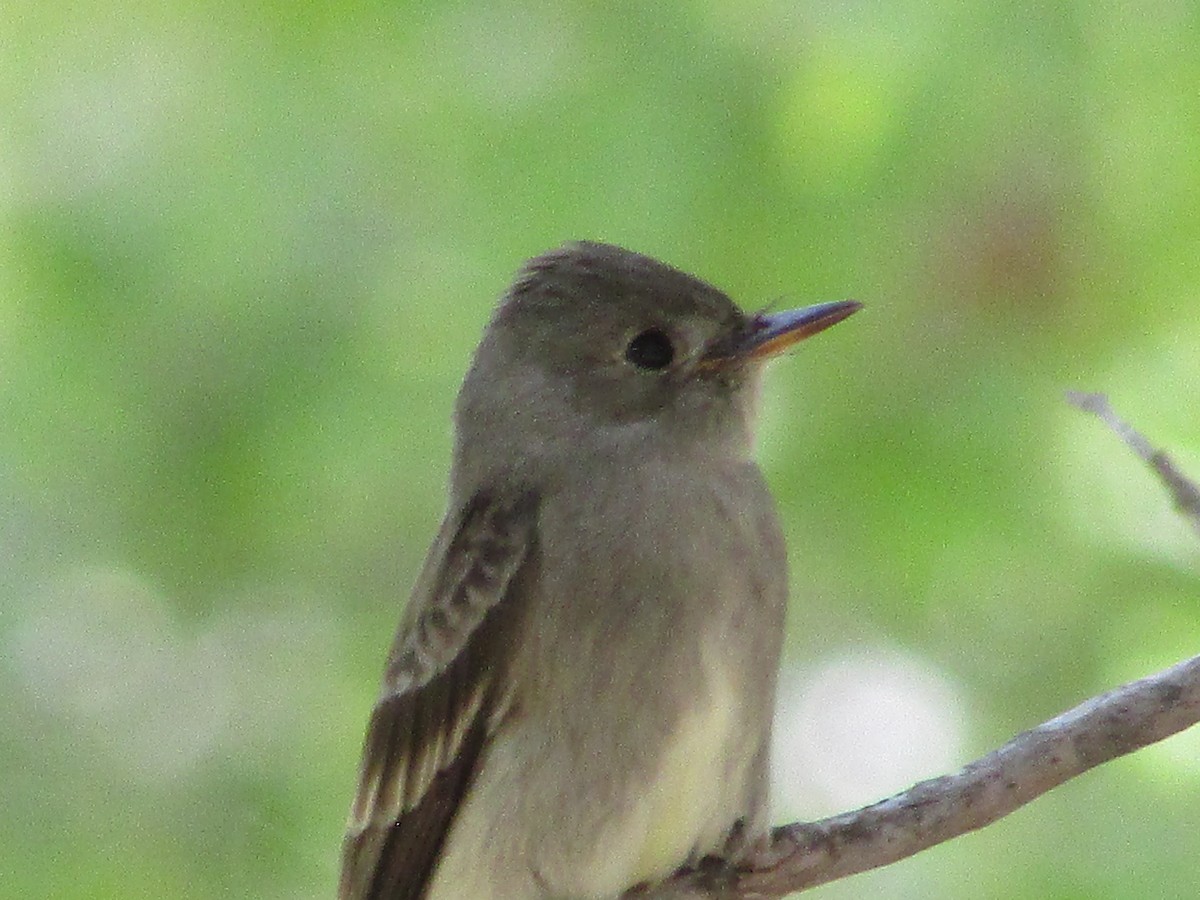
2,2 -> 1197,897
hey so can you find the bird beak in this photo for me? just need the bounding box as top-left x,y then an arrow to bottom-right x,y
705,300 -> 863,367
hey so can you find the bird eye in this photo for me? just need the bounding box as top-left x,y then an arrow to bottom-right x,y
625,329 -> 675,371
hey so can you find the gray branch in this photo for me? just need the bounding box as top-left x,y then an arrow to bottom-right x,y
636,393 -> 1200,898
1066,390 -> 1200,537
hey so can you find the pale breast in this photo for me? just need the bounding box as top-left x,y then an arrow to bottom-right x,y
622,642 -> 756,883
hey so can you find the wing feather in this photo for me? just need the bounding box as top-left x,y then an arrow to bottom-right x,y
339,489 -> 539,900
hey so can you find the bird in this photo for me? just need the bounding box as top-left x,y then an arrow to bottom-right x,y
339,241 -> 860,899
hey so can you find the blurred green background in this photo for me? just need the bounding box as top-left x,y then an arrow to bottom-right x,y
3,1 -> 1199,898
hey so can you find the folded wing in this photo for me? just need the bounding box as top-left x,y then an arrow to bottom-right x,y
339,489 -> 540,900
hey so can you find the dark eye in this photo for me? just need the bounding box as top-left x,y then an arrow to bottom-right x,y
625,329 -> 675,371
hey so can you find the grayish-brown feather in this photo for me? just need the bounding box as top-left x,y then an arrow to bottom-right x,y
339,241 -> 819,899
339,490 -> 539,900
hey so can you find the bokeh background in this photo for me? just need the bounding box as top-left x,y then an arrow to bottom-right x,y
4,2 -> 1199,898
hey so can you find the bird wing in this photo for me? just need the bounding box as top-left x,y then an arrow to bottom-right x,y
339,489 -> 540,900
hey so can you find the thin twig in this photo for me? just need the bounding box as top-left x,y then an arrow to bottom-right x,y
1066,390 -> 1200,536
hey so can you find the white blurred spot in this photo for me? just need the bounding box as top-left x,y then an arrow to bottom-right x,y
430,2 -> 580,111
9,566 -> 337,783
10,568 -> 233,781
771,647 -> 967,817
23,40 -> 184,203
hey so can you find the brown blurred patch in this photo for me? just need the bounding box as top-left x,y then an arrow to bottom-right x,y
932,190 -> 1069,315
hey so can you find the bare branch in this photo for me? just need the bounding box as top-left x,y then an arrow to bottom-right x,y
638,654 -> 1200,898
634,395 -> 1200,898
1066,390 -> 1200,536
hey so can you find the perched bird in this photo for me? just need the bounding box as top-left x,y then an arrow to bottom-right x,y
340,241 -> 860,899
